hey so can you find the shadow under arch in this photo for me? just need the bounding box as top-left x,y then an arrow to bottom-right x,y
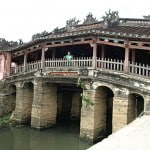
57,83 -> 83,121
7,84 -> 17,114
127,93 -> 144,124
22,81 -> 34,123
95,86 -> 114,140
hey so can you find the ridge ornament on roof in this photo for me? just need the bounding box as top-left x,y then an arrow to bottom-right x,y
143,15 -> 150,20
83,13 -> 98,25
102,9 -> 119,28
66,17 -> 80,31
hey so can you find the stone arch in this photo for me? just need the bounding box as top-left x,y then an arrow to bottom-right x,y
6,84 -> 16,114
93,81 -> 115,94
8,84 -> 16,95
57,83 -> 83,120
95,86 -> 114,138
23,82 -> 34,122
22,80 -> 34,88
127,93 -> 144,124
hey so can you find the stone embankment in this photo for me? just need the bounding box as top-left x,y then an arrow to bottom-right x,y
88,115 -> 150,150
0,81 -> 15,127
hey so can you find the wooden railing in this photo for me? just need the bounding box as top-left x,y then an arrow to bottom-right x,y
10,57 -> 150,78
97,58 -> 124,72
129,62 -> 149,77
45,57 -> 92,69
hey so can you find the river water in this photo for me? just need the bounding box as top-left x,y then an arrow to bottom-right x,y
0,120 -> 92,150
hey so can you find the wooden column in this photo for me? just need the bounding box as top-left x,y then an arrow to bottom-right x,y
52,48 -> 56,59
101,45 -> 105,58
91,43 -> 97,69
124,40 -> 130,73
6,52 -> 12,76
41,44 -> 45,70
23,51 -> 27,72
131,49 -> 135,63
101,45 -> 105,68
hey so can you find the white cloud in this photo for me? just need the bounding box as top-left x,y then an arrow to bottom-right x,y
0,0 -> 150,42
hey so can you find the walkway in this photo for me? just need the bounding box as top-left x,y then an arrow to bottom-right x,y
88,115 -> 150,150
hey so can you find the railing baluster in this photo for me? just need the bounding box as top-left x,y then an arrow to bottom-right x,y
146,64 -> 149,77
9,57 -> 149,78
139,63 -> 141,75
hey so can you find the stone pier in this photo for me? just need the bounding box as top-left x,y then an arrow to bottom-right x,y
31,80 -> 57,129
113,95 -> 128,132
11,82 -> 33,124
80,88 -> 109,142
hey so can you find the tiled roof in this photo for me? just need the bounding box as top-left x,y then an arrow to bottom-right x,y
5,18 -> 150,52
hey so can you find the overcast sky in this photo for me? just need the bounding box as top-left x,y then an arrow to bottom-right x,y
0,0 -> 149,42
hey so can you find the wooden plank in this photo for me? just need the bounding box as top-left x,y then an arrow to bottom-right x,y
97,40 -> 125,48
45,40 -> 92,48
129,45 -> 150,51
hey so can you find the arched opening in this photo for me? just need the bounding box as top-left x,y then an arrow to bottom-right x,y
57,84 -> 82,121
127,93 -> 144,124
57,83 -> 83,136
95,86 -> 114,139
7,85 -> 16,114
23,82 -> 34,123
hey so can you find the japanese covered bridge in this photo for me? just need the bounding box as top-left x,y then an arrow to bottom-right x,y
0,11 -> 150,142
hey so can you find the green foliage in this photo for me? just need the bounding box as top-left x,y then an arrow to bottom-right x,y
77,78 -> 85,89
0,81 -> 4,93
77,78 -> 95,108
81,93 -> 95,108
0,114 -> 11,127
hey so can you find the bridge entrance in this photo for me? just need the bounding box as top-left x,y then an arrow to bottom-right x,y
127,93 -> 144,124
57,84 -> 82,121
7,84 -> 16,114
95,86 -> 114,138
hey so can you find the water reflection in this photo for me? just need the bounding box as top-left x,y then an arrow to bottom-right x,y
0,120 -> 92,150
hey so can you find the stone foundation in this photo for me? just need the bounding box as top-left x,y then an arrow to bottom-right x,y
80,89 -> 110,142
11,83 -> 33,124
113,96 -> 128,132
31,81 -> 57,129
0,94 -> 16,117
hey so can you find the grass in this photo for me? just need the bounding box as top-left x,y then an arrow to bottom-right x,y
0,114 -> 11,127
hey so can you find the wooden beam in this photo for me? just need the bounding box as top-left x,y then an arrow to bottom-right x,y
12,47 -> 43,58
97,40 -> 125,48
129,44 -> 150,51
45,40 -> 92,48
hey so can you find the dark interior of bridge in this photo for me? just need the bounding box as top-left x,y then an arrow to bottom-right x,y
11,44 -> 149,65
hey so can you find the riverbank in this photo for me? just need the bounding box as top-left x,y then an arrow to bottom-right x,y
0,113 -> 11,127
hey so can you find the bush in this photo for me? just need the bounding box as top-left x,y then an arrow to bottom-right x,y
0,114 -> 11,127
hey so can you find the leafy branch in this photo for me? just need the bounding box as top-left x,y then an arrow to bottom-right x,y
77,78 -> 95,108
81,93 -> 95,108
76,78 -> 85,89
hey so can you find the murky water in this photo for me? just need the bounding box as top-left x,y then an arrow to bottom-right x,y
0,120 -> 92,150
